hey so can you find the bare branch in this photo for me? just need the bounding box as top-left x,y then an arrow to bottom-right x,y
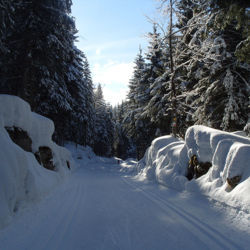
232,70 -> 250,90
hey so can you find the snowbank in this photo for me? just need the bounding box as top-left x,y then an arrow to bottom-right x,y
137,125 -> 250,211
65,143 -> 96,168
65,142 -> 136,174
0,95 -> 74,229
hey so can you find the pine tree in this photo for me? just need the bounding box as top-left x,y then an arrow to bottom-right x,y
143,25 -> 173,136
0,0 -> 13,55
82,52 -> 96,146
0,0 -> 97,145
210,0 -> 250,63
173,0 -> 249,132
190,1 -> 249,131
175,0 -> 194,30
0,0 -> 72,142
65,46 -> 92,145
155,0 -> 192,137
0,0 -> 17,94
93,84 -> 114,156
125,48 -> 145,139
125,48 -> 154,159
113,102 -> 134,159
171,0 -> 201,135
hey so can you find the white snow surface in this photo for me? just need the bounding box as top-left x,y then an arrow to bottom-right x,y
0,96 -> 249,249
0,144 -> 249,250
137,125 -> 250,212
0,95 -> 73,229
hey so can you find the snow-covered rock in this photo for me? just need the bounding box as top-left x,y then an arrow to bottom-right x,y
137,125 -> 250,211
0,95 -> 74,229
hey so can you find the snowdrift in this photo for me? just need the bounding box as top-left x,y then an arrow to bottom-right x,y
137,125 -> 250,211
0,95 -> 73,229
65,142 -> 136,174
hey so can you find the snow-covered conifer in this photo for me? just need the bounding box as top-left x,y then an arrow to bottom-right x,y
93,84 -> 114,156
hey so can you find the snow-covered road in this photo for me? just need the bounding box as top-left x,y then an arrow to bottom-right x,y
0,162 -> 249,250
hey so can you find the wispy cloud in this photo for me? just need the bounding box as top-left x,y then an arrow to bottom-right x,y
76,38 -> 140,105
79,37 -> 145,54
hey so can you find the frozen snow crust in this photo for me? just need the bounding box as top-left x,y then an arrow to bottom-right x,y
137,125 -> 250,211
0,95 -> 73,229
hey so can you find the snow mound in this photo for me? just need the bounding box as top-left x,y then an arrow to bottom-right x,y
65,143 -> 96,168
66,143 -> 137,174
0,95 -> 74,229
137,125 -> 250,211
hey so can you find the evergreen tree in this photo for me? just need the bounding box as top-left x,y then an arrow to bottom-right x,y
210,0 -> 250,63
82,52 -> 96,146
0,0 -> 72,142
0,0 -> 96,146
0,0 -> 13,54
158,0 -> 197,137
125,48 -> 153,159
143,25 -> 173,136
93,84 -> 114,156
65,46 -> 94,146
172,0 -> 201,135
189,1 -> 249,131
125,48 -> 145,140
113,102 -> 134,159
173,0 -> 249,132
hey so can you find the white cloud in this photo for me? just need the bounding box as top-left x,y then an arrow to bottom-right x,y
92,61 -> 134,85
91,61 -> 134,106
103,87 -> 128,106
76,38 -> 139,106
83,37 -> 141,53
95,48 -> 101,55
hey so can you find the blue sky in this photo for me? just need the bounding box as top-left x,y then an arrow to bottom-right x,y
71,0 -> 159,106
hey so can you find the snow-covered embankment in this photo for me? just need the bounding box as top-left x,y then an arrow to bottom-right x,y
0,95 -> 74,228
137,125 -> 250,211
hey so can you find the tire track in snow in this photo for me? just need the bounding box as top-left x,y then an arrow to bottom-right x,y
122,177 -> 242,250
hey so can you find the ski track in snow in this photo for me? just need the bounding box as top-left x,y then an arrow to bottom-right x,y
0,162 -> 249,250
121,177 -> 245,250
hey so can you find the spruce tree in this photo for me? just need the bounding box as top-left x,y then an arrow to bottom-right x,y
93,84 -> 114,156
125,48 -> 145,140
82,52 -> 96,146
143,25 -> 172,136
0,0 -> 96,145
113,102 -> 134,159
125,48 -> 154,159
173,0 -> 249,132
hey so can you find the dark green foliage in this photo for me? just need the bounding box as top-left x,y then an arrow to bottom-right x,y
1,0 -> 249,159
124,45 -> 157,159
93,84 -> 115,156
0,0 -> 96,147
120,0 -> 249,159
113,102 -> 135,159
168,0 -> 250,134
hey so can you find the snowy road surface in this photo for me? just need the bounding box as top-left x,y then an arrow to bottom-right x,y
0,162 -> 249,250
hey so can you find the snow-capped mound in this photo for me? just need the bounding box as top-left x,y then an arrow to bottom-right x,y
137,125 -> 250,211
137,136 -> 187,189
0,95 -> 74,229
